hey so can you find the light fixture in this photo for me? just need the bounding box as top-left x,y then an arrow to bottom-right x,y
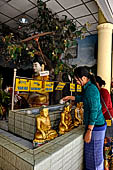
19,17 -> 29,24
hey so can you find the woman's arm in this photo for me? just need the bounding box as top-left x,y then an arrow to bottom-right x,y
62,96 -> 75,101
84,125 -> 94,143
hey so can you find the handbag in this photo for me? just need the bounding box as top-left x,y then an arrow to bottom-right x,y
101,96 -> 113,137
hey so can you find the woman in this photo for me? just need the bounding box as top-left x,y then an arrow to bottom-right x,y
95,76 -> 113,170
95,76 -> 113,119
63,66 -> 106,170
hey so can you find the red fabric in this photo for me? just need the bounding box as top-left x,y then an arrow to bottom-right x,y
100,88 -> 113,119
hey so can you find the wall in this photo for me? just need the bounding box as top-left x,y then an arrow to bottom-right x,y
68,34 -> 98,69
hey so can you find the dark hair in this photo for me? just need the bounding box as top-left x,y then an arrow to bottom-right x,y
95,76 -> 106,87
74,66 -> 97,86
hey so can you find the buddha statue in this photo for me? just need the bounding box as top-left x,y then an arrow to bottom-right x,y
74,102 -> 84,127
28,62 -> 49,107
59,103 -> 74,135
33,107 -> 58,143
78,102 -> 84,124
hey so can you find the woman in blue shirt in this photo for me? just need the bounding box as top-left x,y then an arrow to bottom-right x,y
63,66 -> 106,170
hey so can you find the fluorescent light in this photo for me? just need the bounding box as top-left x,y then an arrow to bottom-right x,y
19,17 -> 29,24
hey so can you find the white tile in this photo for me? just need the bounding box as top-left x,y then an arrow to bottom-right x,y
34,151 -> 50,165
46,0 -> 63,13
68,5 -> 90,18
0,138 -> 10,146
86,1 -> 98,13
44,143 -> 62,155
62,152 -> 72,166
63,142 -> 73,155
6,20 -> 18,28
0,4 -> 21,17
0,0 -> 5,6
26,7 -> 38,19
3,143 -> 24,155
18,151 -> 34,165
83,0 -> 93,2
9,0 -> 35,12
51,158 -> 62,170
77,15 -> 96,25
93,13 -> 98,20
16,156 -> 33,170
30,0 -> 37,5
0,146 -> 2,157
87,23 -> 98,31
51,148 -> 64,164
57,11 -> 73,20
62,160 -> 72,170
0,13 -> 9,22
57,0 -> 82,9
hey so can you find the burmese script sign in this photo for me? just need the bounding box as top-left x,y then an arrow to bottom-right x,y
15,78 -> 82,92
30,80 -> 42,92
15,78 -> 30,91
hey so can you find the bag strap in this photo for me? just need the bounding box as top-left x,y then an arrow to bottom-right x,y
101,95 -> 113,121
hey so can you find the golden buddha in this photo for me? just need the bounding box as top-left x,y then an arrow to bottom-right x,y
33,107 -> 58,143
59,103 -> 74,135
78,102 -> 84,124
28,62 -> 49,107
74,102 -> 84,127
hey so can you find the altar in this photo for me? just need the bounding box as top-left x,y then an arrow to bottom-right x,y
0,126 -> 84,170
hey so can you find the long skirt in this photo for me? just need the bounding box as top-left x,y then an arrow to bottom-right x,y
84,127 -> 106,170
104,137 -> 113,170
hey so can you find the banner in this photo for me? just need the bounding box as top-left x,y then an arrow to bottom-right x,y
77,84 -> 82,92
70,83 -> 75,92
45,81 -> 54,92
15,78 -> 30,91
55,82 -> 66,90
15,77 -> 82,93
30,80 -> 42,92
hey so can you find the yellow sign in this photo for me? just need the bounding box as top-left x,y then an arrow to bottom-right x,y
45,82 -> 54,92
15,78 -> 29,91
30,80 -> 42,92
55,82 -> 66,90
77,84 -> 82,92
106,120 -> 111,126
70,83 -> 75,92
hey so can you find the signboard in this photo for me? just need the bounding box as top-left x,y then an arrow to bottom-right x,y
45,81 -> 54,92
70,83 -> 75,92
55,82 -> 66,90
30,80 -> 42,92
39,71 -> 49,76
15,78 -> 29,91
77,84 -> 82,92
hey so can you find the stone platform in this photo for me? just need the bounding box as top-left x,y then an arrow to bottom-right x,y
8,105 -> 75,141
0,126 -> 84,170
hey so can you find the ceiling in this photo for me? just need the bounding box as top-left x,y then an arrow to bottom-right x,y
0,0 -> 99,37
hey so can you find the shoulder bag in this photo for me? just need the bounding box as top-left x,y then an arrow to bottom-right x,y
101,96 -> 113,137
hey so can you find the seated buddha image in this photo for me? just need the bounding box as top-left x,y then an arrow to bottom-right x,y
28,62 -> 49,107
33,107 -> 58,143
59,103 -> 74,135
74,102 -> 84,127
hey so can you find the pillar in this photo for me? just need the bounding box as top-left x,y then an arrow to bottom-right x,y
97,23 -> 113,92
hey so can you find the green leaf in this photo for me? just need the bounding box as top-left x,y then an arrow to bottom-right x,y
76,31 -> 81,37
72,40 -> 77,46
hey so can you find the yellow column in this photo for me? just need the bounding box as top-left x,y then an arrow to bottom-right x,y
97,23 -> 113,92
